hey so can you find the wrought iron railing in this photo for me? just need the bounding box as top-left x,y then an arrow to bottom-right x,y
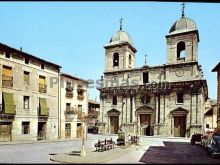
39,83 -> 47,93
77,95 -> 84,100
65,107 -> 78,115
2,75 -> 13,87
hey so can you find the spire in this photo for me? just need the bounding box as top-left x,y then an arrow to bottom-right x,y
181,2 -> 185,18
119,17 -> 123,31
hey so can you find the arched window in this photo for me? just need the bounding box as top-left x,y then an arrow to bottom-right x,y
177,42 -> 186,59
113,52 -> 119,67
129,54 -> 132,65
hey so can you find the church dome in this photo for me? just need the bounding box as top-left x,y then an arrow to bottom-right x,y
169,17 -> 197,35
109,30 -> 133,45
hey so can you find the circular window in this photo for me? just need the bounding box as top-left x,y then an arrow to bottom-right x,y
141,95 -> 151,104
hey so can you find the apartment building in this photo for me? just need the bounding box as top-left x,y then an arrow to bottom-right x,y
0,43 -> 61,141
60,73 -> 88,139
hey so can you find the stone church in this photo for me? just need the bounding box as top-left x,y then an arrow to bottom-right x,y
98,7 -> 208,137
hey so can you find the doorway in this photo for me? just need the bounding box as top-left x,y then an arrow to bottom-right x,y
65,123 -> 71,138
110,116 -> 119,134
174,116 -> 186,137
0,122 -> 12,142
140,114 -> 151,136
38,122 -> 46,140
76,123 -> 83,138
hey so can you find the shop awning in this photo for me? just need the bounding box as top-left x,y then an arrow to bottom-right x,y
3,92 -> 15,114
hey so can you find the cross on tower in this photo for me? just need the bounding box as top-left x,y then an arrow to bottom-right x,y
145,54 -> 147,65
120,17 -> 123,31
181,2 -> 185,18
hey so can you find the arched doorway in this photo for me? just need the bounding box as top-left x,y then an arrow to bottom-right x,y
136,106 -> 155,136
170,107 -> 189,137
107,109 -> 120,134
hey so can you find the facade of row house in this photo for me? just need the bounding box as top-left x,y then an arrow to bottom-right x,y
204,99 -> 217,132
212,62 -> 220,132
0,43 -> 61,141
87,99 -> 100,133
98,10 -> 208,137
60,73 -> 88,139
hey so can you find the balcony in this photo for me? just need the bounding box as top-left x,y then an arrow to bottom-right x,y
66,86 -> 74,98
39,84 -> 47,93
2,75 -> 13,87
65,107 -> 78,115
77,95 -> 84,100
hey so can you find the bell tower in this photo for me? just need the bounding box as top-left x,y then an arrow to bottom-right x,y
104,18 -> 137,72
165,2 -> 199,64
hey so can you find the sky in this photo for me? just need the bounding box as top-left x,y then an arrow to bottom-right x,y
0,2 -> 219,101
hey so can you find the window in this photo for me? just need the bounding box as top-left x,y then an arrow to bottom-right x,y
5,52 -> 10,58
78,105 -> 82,114
177,92 -> 184,104
143,72 -> 149,83
2,66 -> 13,87
112,96 -> 117,105
129,54 -> 132,65
23,96 -> 30,109
39,76 -> 46,93
66,103 -> 71,111
22,122 -> 30,134
24,71 -> 30,84
66,80 -> 72,87
113,52 -> 119,67
206,124 -> 210,129
41,64 -> 44,70
25,59 -> 29,64
177,42 -> 185,60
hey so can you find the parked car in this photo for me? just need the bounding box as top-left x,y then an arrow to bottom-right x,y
190,133 -> 202,145
207,135 -> 220,158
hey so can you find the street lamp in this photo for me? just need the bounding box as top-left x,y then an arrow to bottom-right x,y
80,112 -> 86,157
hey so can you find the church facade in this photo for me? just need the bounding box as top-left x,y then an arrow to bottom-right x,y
98,11 -> 208,137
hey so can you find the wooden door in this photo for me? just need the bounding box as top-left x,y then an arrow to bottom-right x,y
180,116 -> 186,137
110,116 -> 119,134
77,123 -> 83,138
65,123 -> 71,138
38,122 -> 46,140
140,114 -> 151,135
0,122 -> 12,142
174,116 -> 186,137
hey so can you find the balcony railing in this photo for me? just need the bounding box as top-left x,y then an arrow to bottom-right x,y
2,75 -> 13,87
65,107 -> 78,115
65,92 -> 73,98
39,84 -> 47,93
77,95 -> 84,100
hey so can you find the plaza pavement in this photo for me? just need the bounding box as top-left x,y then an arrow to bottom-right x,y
49,135 -> 191,164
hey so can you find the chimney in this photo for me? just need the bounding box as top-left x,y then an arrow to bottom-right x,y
20,47 -> 22,51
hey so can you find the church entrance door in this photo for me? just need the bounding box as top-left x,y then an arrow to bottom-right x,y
110,116 -> 119,134
140,114 -> 151,136
174,116 -> 186,137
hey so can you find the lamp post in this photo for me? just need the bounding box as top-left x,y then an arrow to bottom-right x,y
80,112 -> 86,157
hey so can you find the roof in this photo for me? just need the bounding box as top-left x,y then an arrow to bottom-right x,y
88,99 -> 100,105
110,30 -> 133,45
169,17 -> 197,35
0,42 -> 61,69
104,30 -> 137,52
212,62 -> 220,72
104,61 -> 198,75
60,73 -> 88,83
